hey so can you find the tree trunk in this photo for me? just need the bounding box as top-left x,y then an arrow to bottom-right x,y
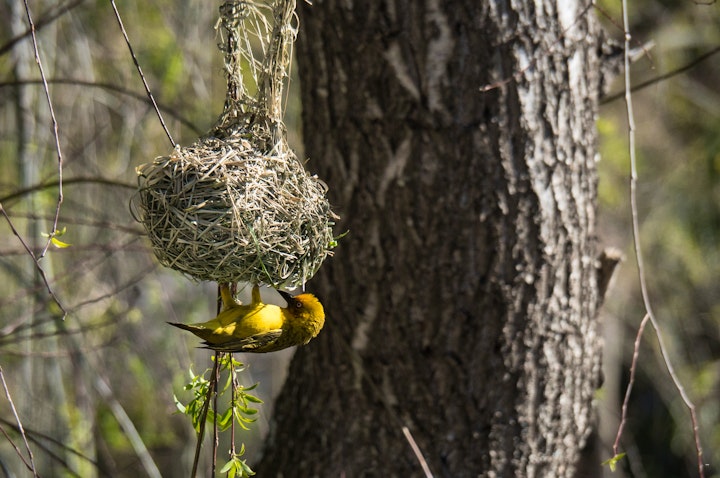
258,1 -> 604,476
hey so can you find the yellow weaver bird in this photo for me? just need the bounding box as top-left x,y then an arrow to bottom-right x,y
169,284 -> 325,353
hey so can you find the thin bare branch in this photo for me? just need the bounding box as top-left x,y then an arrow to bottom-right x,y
0,78 -> 204,135
401,426 -> 434,478
0,204 -> 67,319
602,44 -> 720,104
0,176 -> 136,205
108,0 -> 176,147
0,422 -> 33,472
0,0 -> 84,56
3,212 -> 143,236
22,0 -> 65,259
92,375 -> 162,478
614,313 -> 650,455
0,418 -> 97,477
212,355 -> 220,475
0,366 -> 39,477
230,354 -> 237,459
618,1 -> 706,475
648,318 -> 707,476
0,319 -> 114,348
192,355 -> 220,478
335,335 -> 436,477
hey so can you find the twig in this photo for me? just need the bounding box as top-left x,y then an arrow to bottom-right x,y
0,204 -> 67,319
0,0 -> 83,56
618,1 -> 706,475
401,426 -> 434,478
22,0 -> 64,259
0,319 -> 116,348
336,337 -> 435,477
0,418 -> 90,478
602,44 -> 720,105
0,422 -> 33,471
190,284 -> 235,478
0,366 -> 39,477
0,176 -> 136,205
212,355 -> 221,476
191,355 -> 220,478
108,0 -> 176,147
230,354 -> 237,459
647,321 -> 707,476
596,248 -> 624,306
0,78 -> 203,135
213,287 -> 224,474
613,314 -> 649,455
0,212 -> 143,236
92,375 -> 162,478
0,417 -> 101,470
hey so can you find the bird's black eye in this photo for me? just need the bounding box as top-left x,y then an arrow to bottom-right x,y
295,301 -> 303,309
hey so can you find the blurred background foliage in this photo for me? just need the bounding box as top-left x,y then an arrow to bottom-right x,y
0,0 -> 717,476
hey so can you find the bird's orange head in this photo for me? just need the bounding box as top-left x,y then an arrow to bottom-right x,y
278,290 -> 325,341
279,291 -> 324,318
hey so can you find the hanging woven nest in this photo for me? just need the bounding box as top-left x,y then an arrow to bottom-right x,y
134,0 -> 336,287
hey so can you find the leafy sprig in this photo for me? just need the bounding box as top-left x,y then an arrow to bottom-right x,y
175,354 -> 261,477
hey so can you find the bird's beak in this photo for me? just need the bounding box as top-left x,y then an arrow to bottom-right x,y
277,289 -> 294,304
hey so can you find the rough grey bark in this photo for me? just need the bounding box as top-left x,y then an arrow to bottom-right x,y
257,1 -> 604,476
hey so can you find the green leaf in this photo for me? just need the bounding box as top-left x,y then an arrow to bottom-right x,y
243,394 -> 263,404
602,453 -> 626,472
218,408 -> 233,431
50,236 -> 72,248
219,459 -> 235,474
41,227 -> 71,248
220,457 -> 255,478
329,229 -> 349,248
175,360 -> 262,471
41,226 -> 66,238
173,395 -> 186,414
240,460 -> 255,476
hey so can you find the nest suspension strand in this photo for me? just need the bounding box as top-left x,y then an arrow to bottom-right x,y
134,0 -> 336,287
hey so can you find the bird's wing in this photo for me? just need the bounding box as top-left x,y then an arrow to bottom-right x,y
211,302 -> 266,328
203,329 -> 283,353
